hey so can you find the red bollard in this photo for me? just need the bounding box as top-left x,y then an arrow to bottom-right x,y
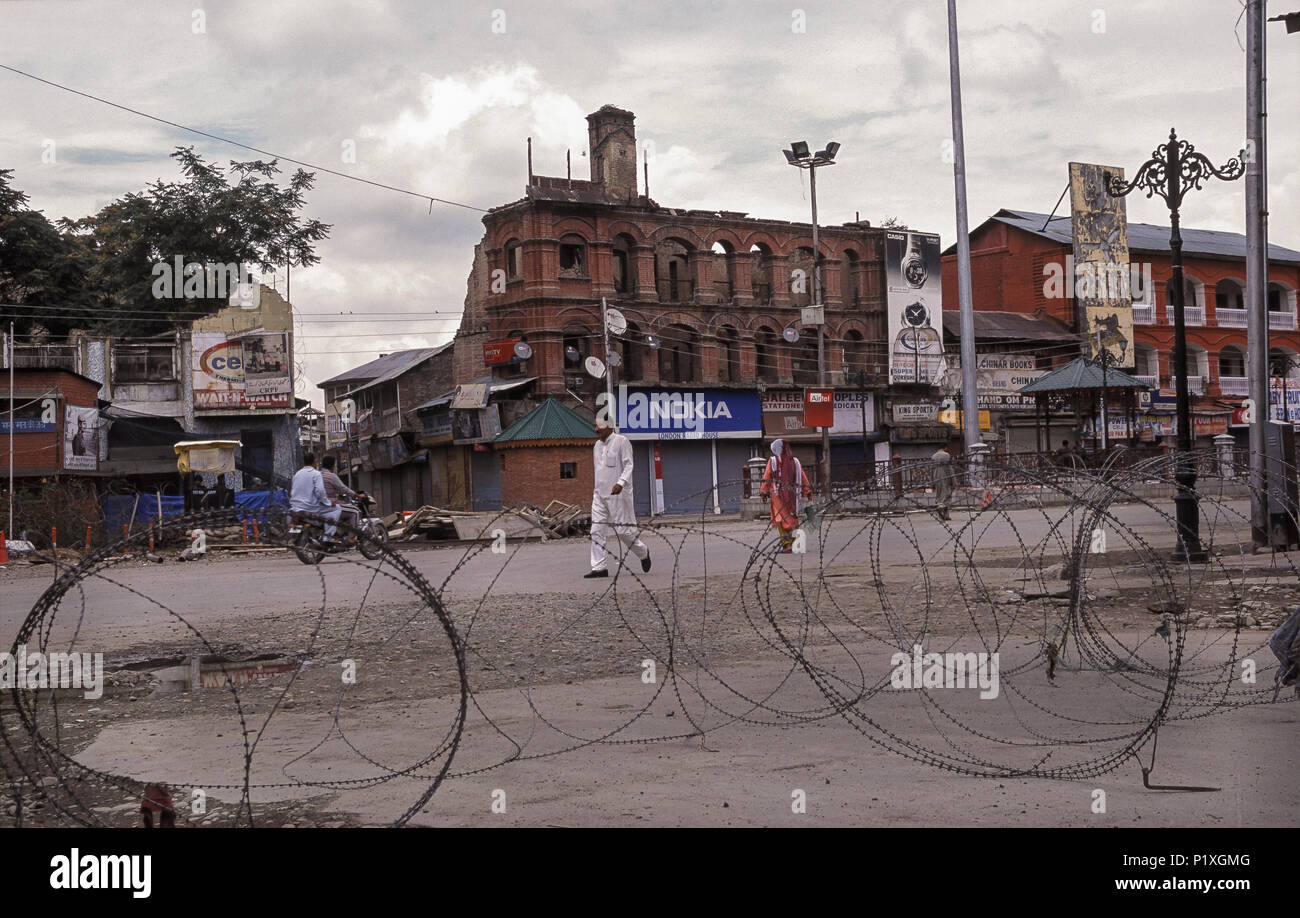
123,524 -> 129,542
0,530 -> 8,565
242,520 -> 248,545
148,523 -> 155,553
85,525 -> 92,553
252,518 -> 260,544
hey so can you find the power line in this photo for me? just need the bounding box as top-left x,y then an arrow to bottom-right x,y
0,63 -> 489,214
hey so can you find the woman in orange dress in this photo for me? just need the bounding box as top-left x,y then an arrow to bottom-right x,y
760,439 -> 812,552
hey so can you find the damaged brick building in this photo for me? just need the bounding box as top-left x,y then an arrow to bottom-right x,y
449,104 -> 923,514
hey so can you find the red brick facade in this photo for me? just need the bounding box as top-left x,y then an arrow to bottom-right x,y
941,218 -> 1300,413
4,369 -> 101,478
498,443 -> 594,508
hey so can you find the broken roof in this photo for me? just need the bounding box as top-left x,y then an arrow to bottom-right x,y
413,376 -> 536,412
941,310 -> 1080,343
955,208 -> 1300,264
317,343 -> 451,391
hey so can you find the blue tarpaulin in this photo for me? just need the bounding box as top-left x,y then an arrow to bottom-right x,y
101,490 -> 287,536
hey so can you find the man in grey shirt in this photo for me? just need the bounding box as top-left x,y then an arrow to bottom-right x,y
320,455 -> 360,535
290,453 -> 342,538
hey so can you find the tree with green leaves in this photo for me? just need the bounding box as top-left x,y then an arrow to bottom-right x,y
5,147 -> 331,338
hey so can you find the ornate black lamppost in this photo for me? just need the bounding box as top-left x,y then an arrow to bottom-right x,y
1106,129 -> 1244,563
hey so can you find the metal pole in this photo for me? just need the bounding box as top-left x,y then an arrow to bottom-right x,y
1246,0 -> 1270,547
947,0 -> 980,453
601,296 -> 615,422
7,322 -> 13,540
1097,329 -> 1109,450
810,163 -> 831,497
1169,194 -> 1204,562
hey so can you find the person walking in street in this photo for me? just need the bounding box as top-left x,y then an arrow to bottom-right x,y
290,452 -> 342,540
761,439 -> 812,553
586,417 -> 651,578
931,444 -> 954,521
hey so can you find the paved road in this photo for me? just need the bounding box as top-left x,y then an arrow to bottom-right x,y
1,498 -> 1262,651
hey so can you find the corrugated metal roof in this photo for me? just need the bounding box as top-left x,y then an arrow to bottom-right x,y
941,310 -> 1080,342
494,398 -> 595,445
986,208 -> 1300,263
413,376 -> 536,412
317,343 -> 450,389
1017,356 -> 1149,393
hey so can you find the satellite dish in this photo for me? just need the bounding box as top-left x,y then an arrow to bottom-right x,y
645,335 -> 661,350
607,351 -> 623,367
584,356 -> 606,379
565,345 -> 581,362
783,326 -> 800,343
605,308 -> 628,336
513,341 -> 533,360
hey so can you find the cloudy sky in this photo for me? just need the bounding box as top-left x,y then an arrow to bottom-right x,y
2,0 -> 1295,405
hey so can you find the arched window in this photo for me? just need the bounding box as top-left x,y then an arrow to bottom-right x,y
755,326 -> 779,384
504,239 -> 523,280
1218,345 -> 1245,377
658,324 -> 699,383
842,329 -> 866,378
788,247 -> 815,308
618,321 -> 643,381
563,325 -> 595,391
612,234 -> 635,294
841,249 -> 861,306
711,241 -> 735,301
654,239 -> 692,302
717,325 -> 739,383
1215,279 -> 1244,312
750,244 -> 772,305
559,234 -> 588,278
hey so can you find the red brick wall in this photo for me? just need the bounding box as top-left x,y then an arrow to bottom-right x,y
7,371 -> 101,477
499,443 -> 595,508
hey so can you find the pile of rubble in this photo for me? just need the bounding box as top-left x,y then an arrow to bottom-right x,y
384,500 -> 590,542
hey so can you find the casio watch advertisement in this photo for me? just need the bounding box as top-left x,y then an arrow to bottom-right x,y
885,230 -> 943,385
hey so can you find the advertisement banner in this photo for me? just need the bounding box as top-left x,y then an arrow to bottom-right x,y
614,387 -> 763,441
803,389 -> 835,428
1070,162 -> 1135,369
941,353 -> 1045,410
483,339 -> 524,367
761,390 -> 873,438
193,330 -> 292,410
63,404 -> 100,471
885,231 -> 943,385
452,404 -> 502,444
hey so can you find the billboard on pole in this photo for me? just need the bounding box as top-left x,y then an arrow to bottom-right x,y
1070,162 -> 1134,369
886,231 -> 943,384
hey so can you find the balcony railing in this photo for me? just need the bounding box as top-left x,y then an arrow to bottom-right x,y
1166,304 -> 1205,325
1215,307 -> 1248,327
11,345 -> 80,372
1219,376 -> 1249,396
657,279 -> 696,303
1268,310 -> 1298,330
1135,374 -> 1158,389
1132,303 -> 1155,325
1186,375 -> 1204,395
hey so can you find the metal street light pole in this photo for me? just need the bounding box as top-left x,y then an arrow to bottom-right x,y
1107,130 -> 1244,563
1246,0 -> 1270,548
784,140 -> 840,497
947,0 -> 981,456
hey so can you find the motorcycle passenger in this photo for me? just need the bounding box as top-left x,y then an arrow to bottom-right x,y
320,455 -> 361,538
290,452 -> 342,540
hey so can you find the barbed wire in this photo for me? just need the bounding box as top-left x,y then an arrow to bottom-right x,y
1,454 -> 1293,825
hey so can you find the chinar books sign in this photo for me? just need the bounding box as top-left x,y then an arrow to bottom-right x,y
885,231 -> 943,385
192,330 -> 292,410
941,353 -> 1046,409
1070,162 -> 1135,369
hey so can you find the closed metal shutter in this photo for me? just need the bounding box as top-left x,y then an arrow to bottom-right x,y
660,442 -> 714,515
633,442 -> 651,517
715,441 -> 752,512
471,450 -> 501,510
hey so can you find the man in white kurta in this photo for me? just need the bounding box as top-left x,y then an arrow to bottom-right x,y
587,419 -> 651,578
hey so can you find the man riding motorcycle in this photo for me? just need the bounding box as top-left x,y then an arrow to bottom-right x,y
320,454 -> 361,541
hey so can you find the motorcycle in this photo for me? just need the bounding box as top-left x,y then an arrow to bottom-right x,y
288,492 -> 389,564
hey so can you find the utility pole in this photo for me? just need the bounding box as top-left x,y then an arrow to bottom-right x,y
7,322 -> 13,540
1096,330 -> 1110,451
1246,0 -> 1270,548
947,0 -> 982,457
601,297 -> 616,420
